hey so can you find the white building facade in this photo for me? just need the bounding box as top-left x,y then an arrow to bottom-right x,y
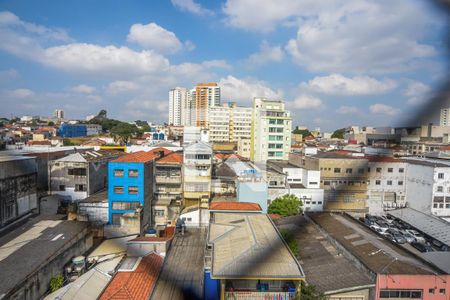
207,103 -> 252,144
169,87 -> 189,126
251,98 -> 292,162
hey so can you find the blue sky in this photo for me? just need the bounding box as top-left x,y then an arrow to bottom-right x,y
0,0 -> 448,131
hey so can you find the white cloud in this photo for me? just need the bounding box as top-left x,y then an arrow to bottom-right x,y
403,80 -> 431,106
369,103 -> 399,116
219,75 -> 282,103
106,80 -> 139,94
171,0 -> 214,16
0,68 -> 18,80
222,1 -> 437,73
336,106 -> 359,114
70,84 -> 95,94
292,94 -> 323,110
9,88 -> 34,98
246,40 -> 283,66
0,11 -> 72,42
302,74 -> 397,96
127,22 -> 190,54
125,98 -> 168,119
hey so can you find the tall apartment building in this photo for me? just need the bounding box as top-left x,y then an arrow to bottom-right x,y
207,103 -> 252,144
169,87 -> 189,126
251,98 -> 292,162
194,83 -> 220,127
440,107 -> 450,126
54,109 -> 64,119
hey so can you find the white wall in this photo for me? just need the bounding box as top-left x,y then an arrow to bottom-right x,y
180,208 -> 209,227
405,164 -> 434,214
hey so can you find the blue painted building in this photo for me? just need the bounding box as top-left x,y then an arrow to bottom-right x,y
108,148 -> 171,228
58,124 -> 87,138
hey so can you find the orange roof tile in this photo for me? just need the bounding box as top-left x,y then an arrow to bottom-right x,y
157,152 -> 183,164
99,253 -> 163,300
268,213 -> 282,220
210,202 -> 262,211
112,148 -> 172,163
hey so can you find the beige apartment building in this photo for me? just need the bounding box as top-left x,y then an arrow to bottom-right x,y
290,151 -> 369,212
208,103 -> 252,144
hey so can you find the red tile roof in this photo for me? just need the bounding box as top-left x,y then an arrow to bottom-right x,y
268,213 -> 282,220
210,202 -> 262,211
99,253 -> 164,300
112,148 -> 172,163
157,152 -> 183,164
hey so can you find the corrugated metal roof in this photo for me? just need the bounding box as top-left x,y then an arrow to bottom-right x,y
388,208 -> 450,246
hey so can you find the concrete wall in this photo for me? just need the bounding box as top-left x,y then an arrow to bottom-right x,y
5,227 -> 93,300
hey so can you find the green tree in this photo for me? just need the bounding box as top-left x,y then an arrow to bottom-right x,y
110,122 -> 140,145
331,128 -> 345,139
268,194 -> 302,217
292,126 -> 312,137
47,121 -> 55,126
280,229 -> 299,255
49,274 -> 64,292
300,281 -> 326,300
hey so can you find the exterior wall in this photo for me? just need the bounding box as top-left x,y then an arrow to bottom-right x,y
376,274 -> 450,300
237,138 -> 251,159
153,163 -> 182,226
86,124 -> 102,136
230,106 -> 252,143
108,162 -> 148,225
58,124 -> 87,138
180,208 -> 209,227
315,157 -> 369,212
251,98 -> 292,162
78,201 -> 109,224
208,106 -> 230,143
268,187 -> 324,212
237,181 -> 268,213
367,161 -> 408,215
5,226 -> 93,300
169,87 -> 189,126
0,158 -> 37,228
195,83 -> 220,127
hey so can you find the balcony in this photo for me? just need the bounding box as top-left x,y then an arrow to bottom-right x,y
225,291 -> 295,300
155,175 -> 181,184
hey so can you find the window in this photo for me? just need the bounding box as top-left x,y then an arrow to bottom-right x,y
114,186 -> 124,194
439,289 -> 446,295
68,168 -> 86,176
59,185 -> 65,191
112,202 -> 140,210
128,186 -> 139,194
368,167 -> 371,173
429,288 -> 435,294
155,209 -> 165,217
437,186 -> 443,192
75,184 -> 86,191
114,169 -> 124,177
358,168 -> 364,174
380,289 -> 422,299
387,168 -> 393,173
128,169 -> 139,177
346,168 -> 352,174
111,213 -> 122,225
398,181 -> 403,186
334,168 -> 341,173
399,168 -> 404,173
387,180 -> 392,185
376,180 -> 381,185
309,182 -> 318,185
438,173 -> 444,179
376,167 -> 382,173
324,181 -> 330,186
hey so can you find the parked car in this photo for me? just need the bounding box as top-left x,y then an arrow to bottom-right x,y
370,224 -> 388,234
411,242 -> 434,253
365,214 -> 377,223
384,233 -> 396,243
431,239 -> 450,251
401,231 -> 416,243
405,229 -> 426,243
375,221 -> 390,231
391,232 -> 407,244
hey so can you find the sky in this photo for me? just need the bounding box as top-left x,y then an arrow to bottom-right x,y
0,0 -> 448,131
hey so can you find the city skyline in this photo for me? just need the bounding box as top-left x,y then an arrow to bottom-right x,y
0,0 -> 448,131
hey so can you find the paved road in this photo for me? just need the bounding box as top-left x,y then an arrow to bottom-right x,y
151,227 -> 207,300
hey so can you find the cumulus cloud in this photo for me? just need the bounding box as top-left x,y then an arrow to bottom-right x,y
246,40 -> 283,66
9,88 -> 35,98
336,106 -> 359,114
0,68 -> 18,81
301,74 -> 397,96
171,0 -> 214,16
292,94 -> 323,110
403,80 -> 431,106
223,1 -> 437,73
219,75 -> 282,103
369,103 -> 399,116
127,22 -> 192,54
125,98 -> 168,119
106,80 -> 139,94
70,84 -> 95,94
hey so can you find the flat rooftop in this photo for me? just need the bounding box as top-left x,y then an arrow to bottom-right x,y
79,190 -> 108,203
388,208 -> 450,246
208,213 -> 305,279
310,213 -> 437,275
0,155 -> 35,162
276,216 -> 374,294
0,215 -> 89,297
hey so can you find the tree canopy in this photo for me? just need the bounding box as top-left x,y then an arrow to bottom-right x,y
300,281 -> 326,300
292,126 -> 313,138
110,122 -> 142,145
268,194 -> 302,217
331,128 -> 345,139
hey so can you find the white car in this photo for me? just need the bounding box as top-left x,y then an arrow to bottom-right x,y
401,231 -> 416,243
405,229 -> 426,243
370,224 -> 388,234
